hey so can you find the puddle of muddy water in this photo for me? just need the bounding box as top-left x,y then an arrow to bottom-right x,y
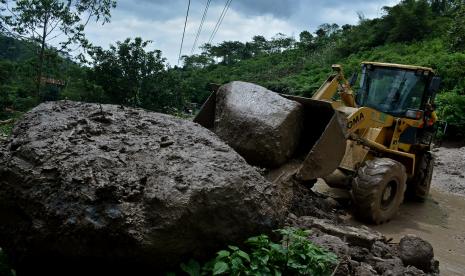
314,181 -> 465,276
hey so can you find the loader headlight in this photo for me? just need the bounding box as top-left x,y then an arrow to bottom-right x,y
405,109 -> 424,120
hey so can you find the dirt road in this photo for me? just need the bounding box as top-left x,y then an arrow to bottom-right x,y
315,145 -> 465,275
380,144 -> 465,276
431,144 -> 465,196
369,189 -> 465,275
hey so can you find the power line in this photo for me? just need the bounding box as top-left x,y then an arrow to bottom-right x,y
208,0 -> 232,44
191,0 -> 211,54
208,0 -> 233,44
178,0 -> 191,65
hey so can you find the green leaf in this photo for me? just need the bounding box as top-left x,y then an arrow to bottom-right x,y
212,261 -> 229,275
236,250 -> 250,262
216,250 -> 230,258
230,257 -> 243,270
270,243 -> 285,253
180,259 -> 201,276
259,254 -> 269,264
228,245 -> 240,251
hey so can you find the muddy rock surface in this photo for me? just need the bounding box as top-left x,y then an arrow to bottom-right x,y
432,144 -> 465,195
288,216 -> 440,276
214,81 -> 303,167
311,234 -> 349,258
0,101 -> 290,274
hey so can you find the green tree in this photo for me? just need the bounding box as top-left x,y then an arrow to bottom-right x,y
383,0 -> 432,42
270,33 -> 295,53
0,0 -> 116,96
0,60 -> 16,112
210,41 -> 247,65
448,3 -> 465,51
89,37 -> 185,112
298,30 -> 314,50
250,35 -> 269,55
181,53 -> 214,69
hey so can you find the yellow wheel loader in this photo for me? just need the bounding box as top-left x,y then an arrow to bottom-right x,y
194,61 -> 441,224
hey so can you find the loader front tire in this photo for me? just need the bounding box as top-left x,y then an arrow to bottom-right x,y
351,158 -> 407,224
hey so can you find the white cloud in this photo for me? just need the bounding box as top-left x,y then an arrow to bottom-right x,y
83,0 -> 401,65
205,8 -> 296,45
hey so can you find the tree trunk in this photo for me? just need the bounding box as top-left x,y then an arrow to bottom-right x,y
36,15 -> 48,98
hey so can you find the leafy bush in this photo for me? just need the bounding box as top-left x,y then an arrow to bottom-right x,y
436,91 -> 465,137
0,111 -> 21,137
0,123 -> 14,137
180,228 -> 337,276
0,248 -> 15,276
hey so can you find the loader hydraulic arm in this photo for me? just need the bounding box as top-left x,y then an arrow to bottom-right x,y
312,64 -> 356,108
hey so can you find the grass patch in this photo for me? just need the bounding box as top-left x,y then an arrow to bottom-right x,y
0,123 -> 14,137
0,112 -> 23,138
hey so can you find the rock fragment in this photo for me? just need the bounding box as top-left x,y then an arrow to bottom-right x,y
399,235 -> 434,272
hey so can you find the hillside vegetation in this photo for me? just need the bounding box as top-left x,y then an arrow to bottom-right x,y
1,0 -> 464,137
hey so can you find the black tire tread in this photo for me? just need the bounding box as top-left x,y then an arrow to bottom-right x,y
352,158 -> 407,224
410,152 -> 434,201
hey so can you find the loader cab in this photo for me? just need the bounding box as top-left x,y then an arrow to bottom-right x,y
356,62 -> 440,120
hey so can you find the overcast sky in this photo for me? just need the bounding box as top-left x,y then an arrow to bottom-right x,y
84,0 -> 400,66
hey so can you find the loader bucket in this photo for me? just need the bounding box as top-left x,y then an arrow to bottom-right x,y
193,89 -> 217,129
281,95 -> 347,181
194,91 -> 347,181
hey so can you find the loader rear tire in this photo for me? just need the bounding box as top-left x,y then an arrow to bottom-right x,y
351,158 -> 407,224
408,152 -> 434,202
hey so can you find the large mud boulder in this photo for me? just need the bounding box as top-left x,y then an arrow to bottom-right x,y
214,81 -> 303,167
0,101 -> 289,274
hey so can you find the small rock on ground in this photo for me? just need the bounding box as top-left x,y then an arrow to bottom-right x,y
399,235 -> 434,272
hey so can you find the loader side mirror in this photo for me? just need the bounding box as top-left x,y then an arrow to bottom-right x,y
349,72 -> 358,87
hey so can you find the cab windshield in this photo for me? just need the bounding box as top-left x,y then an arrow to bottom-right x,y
358,67 -> 427,116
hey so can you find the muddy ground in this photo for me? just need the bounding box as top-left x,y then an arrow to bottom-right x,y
316,144 -> 465,276
431,143 -> 465,196
368,189 -> 465,275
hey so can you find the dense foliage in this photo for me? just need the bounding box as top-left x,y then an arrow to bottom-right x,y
0,0 -> 116,98
0,249 -> 14,276
1,0 -> 465,138
180,228 -> 337,276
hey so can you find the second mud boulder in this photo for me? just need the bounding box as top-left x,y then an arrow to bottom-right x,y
214,81 -> 303,167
